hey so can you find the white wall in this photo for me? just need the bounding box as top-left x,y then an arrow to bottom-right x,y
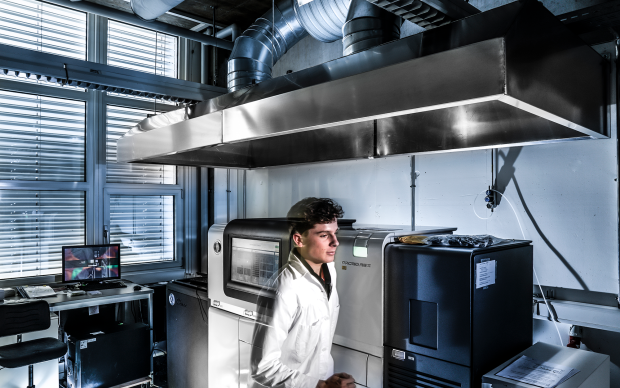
416,139 -> 618,293
245,156 -> 413,225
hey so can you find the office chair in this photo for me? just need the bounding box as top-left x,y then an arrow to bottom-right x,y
0,300 -> 67,388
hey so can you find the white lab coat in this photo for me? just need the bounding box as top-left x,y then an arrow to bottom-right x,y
251,249 -> 340,388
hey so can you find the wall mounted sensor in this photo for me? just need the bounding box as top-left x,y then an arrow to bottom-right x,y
485,186 -> 497,211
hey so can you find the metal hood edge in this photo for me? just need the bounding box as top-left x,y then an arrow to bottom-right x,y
117,1 -> 609,169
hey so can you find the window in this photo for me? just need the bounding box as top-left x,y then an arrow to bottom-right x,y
0,0 -> 87,60
106,105 -> 176,184
109,195 -> 174,265
0,190 -> 85,279
0,90 -> 85,182
0,10 -> 188,284
107,20 -> 178,78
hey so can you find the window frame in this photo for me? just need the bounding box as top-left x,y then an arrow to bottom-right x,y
103,187 -> 184,272
99,92 -> 185,274
0,77 -> 92,287
0,6 -> 196,286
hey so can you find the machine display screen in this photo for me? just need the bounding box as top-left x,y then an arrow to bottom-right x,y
231,238 -> 280,289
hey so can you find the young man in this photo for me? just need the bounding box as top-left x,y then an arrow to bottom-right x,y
250,198 -> 355,388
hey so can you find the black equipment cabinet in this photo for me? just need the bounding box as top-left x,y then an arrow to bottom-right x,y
383,241 -> 533,388
166,279 -> 209,388
65,323 -> 150,388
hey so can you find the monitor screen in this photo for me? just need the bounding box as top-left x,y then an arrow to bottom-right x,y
62,244 -> 121,282
231,238 -> 280,289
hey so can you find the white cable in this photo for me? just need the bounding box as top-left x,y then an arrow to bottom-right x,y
475,189 -> 564,346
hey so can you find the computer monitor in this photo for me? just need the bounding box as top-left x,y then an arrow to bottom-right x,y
62,244 -> 121,283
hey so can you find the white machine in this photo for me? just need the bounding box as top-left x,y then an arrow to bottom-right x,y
482,342 -> 610,388
206,218 -> 454,388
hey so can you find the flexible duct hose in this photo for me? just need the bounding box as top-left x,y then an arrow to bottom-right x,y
295,0 -> 351,43
130,0 -> 184,21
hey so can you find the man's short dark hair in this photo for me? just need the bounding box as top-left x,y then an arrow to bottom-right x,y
287,197 -> 344,235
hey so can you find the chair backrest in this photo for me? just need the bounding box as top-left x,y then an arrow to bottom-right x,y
0,300 -> 51,337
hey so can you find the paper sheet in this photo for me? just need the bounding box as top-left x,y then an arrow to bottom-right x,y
22,285 -> 56,298
476,260 -> 496,289
496,355 -> 579,388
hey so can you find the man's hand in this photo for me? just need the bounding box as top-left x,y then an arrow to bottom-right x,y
317,373 -> 356,388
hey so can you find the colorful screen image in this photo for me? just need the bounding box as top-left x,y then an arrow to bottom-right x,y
63,245 -> 120,282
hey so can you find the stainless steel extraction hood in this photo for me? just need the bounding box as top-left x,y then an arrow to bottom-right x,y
117,0 -> 609,168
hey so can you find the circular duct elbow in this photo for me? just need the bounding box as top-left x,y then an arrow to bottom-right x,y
294,0 -> 351,43
342,0 -> 401,56
130,0 -> 184,21
227,0 -> 308,92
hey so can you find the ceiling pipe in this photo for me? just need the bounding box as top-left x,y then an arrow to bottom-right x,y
226,0 -> 402,91
226,0 -> 309,92
42,0 -> 234,50
216,24 -> 239,42
226,0 -> 350,91
130,0 -> 184,21
343,0 -> 401,56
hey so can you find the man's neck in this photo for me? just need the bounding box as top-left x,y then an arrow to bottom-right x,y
297,250 -> 323,276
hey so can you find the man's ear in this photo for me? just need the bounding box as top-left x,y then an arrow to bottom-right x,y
292,232 -> 304,247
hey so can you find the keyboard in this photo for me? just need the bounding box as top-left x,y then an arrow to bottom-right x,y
78,282 -> 127,291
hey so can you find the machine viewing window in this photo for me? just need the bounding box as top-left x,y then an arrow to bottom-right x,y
231,238 -> 280,289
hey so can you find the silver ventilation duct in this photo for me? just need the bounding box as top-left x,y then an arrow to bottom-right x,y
343,0 -> 401,56
294,0 -> 350,43
227,0 -> 401,91
227,0 -> 308,92
130,0 -> 184,21
118,1 -> 609,168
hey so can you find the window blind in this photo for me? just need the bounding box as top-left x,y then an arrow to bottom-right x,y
108,20 -> 178,78
0,90 -> 85,182
106,105 -> 176,184
110,195 -> 174,265
0,190 -> 85,279
0,0 -> 86,60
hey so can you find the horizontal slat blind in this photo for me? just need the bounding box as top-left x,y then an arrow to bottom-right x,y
0,90 -> 85,182
0,0 -> 86,60
110,195 -> 174,265
0,190 -> 85,279
106,105 -> 176,184
108,20 -> 178,78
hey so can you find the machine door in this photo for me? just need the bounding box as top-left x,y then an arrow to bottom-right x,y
208,308 -> 240,388
333,231 -> 389,357
384,244 -> 473,367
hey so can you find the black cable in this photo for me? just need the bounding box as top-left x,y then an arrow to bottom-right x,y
196,287 -> 208,324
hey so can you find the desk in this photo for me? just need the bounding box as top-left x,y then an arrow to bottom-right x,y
3,283 -> 154,387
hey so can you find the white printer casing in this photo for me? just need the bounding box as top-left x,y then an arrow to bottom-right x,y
482,342 -> 609,388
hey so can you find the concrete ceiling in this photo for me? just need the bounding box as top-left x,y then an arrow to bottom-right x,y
85,0 -> 273,32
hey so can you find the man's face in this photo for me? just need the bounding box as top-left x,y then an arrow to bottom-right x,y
293,219 -> 339,265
